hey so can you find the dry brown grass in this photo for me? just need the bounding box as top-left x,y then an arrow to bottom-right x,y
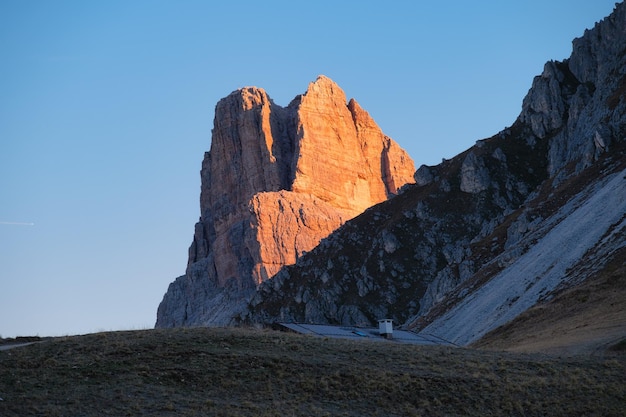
1,327 -> 624,416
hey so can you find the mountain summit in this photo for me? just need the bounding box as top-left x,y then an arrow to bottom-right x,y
156,76 -> 415,327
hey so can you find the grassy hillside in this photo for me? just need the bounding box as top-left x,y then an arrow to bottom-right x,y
0,327 -> 624,416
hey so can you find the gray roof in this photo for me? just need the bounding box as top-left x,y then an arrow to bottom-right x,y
277,323 -> 456,346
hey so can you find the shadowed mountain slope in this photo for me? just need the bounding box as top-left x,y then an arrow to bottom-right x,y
244,3 -> 626,349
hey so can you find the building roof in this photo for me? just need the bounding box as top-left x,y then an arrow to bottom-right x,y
277,323 -> 456,346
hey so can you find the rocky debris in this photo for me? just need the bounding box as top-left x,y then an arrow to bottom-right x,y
459,152 -> 490,193
243,3 -> 626,344
156,76 -> 415,327
413,165 -> 434,186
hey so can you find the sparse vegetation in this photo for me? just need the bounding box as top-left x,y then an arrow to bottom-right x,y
1,327 -> 624,416
609,338 -> 626,352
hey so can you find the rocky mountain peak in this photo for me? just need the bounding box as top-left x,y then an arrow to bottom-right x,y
156,75 -> 415,327
291,76 -> 414,216
301,75 -> 347,104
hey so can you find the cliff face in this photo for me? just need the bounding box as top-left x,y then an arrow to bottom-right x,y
156,76 -> 415,327
245,3 -> 626,344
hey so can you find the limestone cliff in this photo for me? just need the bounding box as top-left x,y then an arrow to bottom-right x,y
245,3 -> 626,345
156,76 -> 415,327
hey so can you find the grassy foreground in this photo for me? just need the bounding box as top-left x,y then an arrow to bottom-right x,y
0,327 -> 624,416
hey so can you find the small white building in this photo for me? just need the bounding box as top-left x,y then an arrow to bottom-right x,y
378,319 -> 393,339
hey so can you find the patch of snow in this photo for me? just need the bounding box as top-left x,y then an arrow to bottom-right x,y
420,168 -> 626,346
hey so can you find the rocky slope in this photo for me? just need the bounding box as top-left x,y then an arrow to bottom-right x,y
156,76 -> 415,327
473,245 -> 626,355
244,3 -> 626,346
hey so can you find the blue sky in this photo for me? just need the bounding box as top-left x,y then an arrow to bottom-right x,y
0,1 -> 618,337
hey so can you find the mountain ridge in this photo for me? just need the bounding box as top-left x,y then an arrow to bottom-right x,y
242,2 -> 626,349
157,3 -> 625,352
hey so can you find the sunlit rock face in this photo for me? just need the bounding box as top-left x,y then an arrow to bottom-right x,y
291,78 -> 415,215
156,75 -> 415,327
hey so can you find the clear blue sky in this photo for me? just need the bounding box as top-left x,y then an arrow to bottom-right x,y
0,1 -> 618,337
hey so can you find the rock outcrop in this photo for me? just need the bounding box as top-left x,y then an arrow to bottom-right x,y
156,76 -> 415,327
244,3 -> 626,345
